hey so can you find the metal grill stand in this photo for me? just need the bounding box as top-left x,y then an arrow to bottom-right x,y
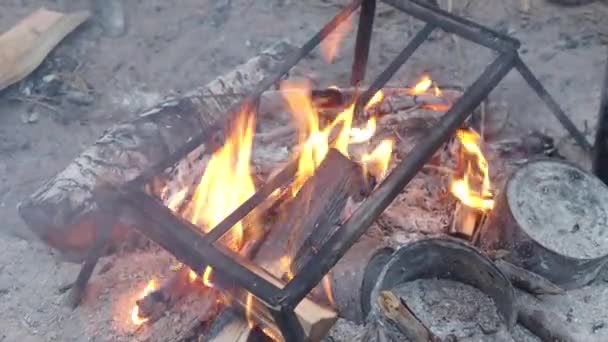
71,1 -> 590,341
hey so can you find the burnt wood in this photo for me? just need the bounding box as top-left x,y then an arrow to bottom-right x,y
17,41 -> 297,262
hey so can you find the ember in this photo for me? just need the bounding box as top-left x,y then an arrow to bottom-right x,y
131,280 -> 157,326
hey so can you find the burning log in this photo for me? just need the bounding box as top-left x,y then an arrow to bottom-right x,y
253,148 -> 372,274
206,149 -> 390,341
478,159 -> 608,289
17,40 -> 297,262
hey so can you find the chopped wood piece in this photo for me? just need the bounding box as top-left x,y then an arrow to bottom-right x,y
494,259 -> 564,295
0,7 -> 90,91
377,290 -> 442,342
449,202 -> 481,239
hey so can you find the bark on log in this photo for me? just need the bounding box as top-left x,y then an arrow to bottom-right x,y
478,159 -> 608,289
18,40 -> 297,262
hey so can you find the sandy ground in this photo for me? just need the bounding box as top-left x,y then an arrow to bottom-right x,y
1,0 -> 608,341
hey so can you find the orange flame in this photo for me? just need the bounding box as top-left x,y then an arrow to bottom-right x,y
188,109 -> 257,285
361,139 -> 394,179
320,15 -> 353,63
450,129 -> 494,211
322,275 -> 336,308
131,280 -> 157,326
349,116 -> 376,144
246,292 -> 255,329
409,74 -> 433,95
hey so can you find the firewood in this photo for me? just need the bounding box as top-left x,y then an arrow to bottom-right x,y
204,149 -> 368,341
494,259 -> 564,296
18,40 -> 297,262
449,202 -> 481,239
478,159 -> 608,289
516,291 -> 587,342
0,7 -> 90,91
376,291 -> 442,342
254,148 -> 371,274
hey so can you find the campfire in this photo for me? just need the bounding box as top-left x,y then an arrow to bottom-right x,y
17,1 -> 606,341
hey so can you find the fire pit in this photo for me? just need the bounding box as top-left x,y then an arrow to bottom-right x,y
17,0 -> 596,341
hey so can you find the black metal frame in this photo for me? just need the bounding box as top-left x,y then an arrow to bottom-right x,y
76,1 -> 591,341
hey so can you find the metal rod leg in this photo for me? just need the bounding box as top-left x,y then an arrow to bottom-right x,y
351,0 -> 376,86
272,306 -> 305,342
515,57 -> 592,151
66,215 -> 114,308
593,52 -> 608,183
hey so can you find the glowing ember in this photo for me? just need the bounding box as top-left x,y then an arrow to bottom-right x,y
361,139 -> 394,179
246,293 -> 255,329
320,15 -> 353,63
450,129 -> 494,211
188,269 -> 197,282
130,280 -> 157,326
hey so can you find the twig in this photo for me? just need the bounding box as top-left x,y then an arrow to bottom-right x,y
377,290 -> 442,342
8,96 -> 60,114
495,259 -> 564,295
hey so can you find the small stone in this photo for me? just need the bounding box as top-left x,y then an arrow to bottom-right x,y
65,90 -> 94,106
592,321 -> 605,333
20,112 -> 39,124
42,74 -> 58,83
